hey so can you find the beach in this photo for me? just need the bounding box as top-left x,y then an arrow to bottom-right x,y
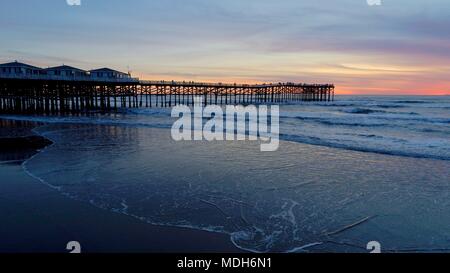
1,96 -> 450,253
0,120 -> 242,253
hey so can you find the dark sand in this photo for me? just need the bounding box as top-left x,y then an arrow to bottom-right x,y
0,119 -> 243,253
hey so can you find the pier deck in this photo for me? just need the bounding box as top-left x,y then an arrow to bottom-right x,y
0,77 -> 334,114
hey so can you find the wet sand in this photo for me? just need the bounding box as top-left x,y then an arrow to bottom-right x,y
0,119 -> 243,253
3,117 -> 450,252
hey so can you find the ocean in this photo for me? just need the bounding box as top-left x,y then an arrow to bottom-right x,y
2,95 -> 450,252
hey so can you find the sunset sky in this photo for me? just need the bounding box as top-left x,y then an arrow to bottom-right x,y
1,0 -> 449,95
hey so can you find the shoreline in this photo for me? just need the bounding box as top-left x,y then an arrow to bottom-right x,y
0,118 -> 244,253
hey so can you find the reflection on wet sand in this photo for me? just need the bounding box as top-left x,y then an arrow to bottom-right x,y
24,123 -> 450,252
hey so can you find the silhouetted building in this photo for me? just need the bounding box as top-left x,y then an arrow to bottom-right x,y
44,65 -> 89,78
89,68 -> 131,80
0,61 -> 43,76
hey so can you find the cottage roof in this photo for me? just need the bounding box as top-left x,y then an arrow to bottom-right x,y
0,61 -> 42,70
90,67 -> 128,74
45,65 -> 87,72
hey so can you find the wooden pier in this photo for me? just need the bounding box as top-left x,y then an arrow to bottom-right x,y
0,77 -> 334,114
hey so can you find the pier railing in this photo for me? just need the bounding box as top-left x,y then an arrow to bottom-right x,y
139,80 -> 330,88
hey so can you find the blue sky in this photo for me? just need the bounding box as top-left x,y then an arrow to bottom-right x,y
1,0 -> 449,94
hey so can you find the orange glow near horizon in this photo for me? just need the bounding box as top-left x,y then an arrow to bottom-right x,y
335,86 -> 449,96
130,50 -> 450,96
